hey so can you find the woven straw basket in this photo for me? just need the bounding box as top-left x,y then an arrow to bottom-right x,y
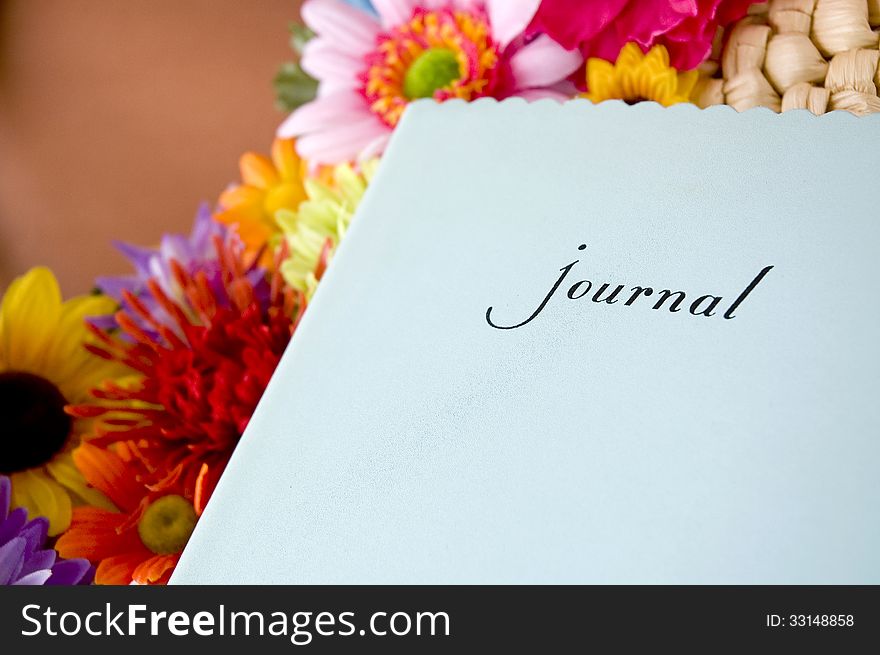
695,0 -> 880,115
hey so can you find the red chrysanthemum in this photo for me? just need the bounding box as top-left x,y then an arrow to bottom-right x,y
70,238 -> 305,515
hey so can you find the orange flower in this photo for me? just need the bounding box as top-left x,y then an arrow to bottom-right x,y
215,138 -> 308,266
56,443 -> 197,585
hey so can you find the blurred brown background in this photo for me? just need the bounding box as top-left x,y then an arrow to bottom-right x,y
0,0 -> 303,294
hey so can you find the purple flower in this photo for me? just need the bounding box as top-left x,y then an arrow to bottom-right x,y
0,476 -> 93,585
94,203 -> 270,335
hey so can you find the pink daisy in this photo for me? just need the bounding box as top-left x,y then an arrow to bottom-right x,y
279,0 -> 583,164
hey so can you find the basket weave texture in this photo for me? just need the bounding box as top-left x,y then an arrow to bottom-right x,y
700,0 -> 880,115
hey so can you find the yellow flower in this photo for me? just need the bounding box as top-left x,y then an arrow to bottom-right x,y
0,267 -> 119,534
276,160 -> 379,299
215,138 -> 309,267
583,43 -> 699,107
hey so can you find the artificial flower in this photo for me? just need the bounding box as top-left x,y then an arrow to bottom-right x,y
279,0 -> 583,164
530,0 -> 762,75
0,268 -> 120,535
582,43 -> 699,106
56,444 -> 196,585
71,239 -> 304,515
0,476 -> 93,585
214,139 -> 309,265
95,203 -> 270,335
277,159 -> 378,298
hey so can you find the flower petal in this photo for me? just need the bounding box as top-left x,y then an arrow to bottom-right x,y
46,558 -> 93,585
302,0 -> 380,54
44,294 -> 121,401
0,267 -> 62,374
10,469 -> 72,537
296,116 -> 389,165
12,569 -> 53,585
18,548 -> 55,579
46,454 -> 118,512
112,242 -> 155,280
0,537 -> 26,584
357,133 -> 391,163
271,138 -> 304,183
277,91 -> 369,139
95,552 -> 147,586
72,443 -> 144,513
301,39 -> 365,86
487,0 -> 542,49
0,507 -> 27,546
17,517 -> 48,554
528,0 -> 629,50
55,507 -> 135,562
509,34 -> 584,90
370,0 -> 417,27
239,153 -> 279,189
217,186 -> 265,219
0,476 -> 10,523
452,0 -> 483,11
132,553 -> 179,585
614,0 -> 699,49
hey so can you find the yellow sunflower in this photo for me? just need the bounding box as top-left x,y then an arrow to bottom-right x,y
214,138 -> 309,267
0,267 -> 120,534
276,159 -> 379,300
583,43 -> 699,107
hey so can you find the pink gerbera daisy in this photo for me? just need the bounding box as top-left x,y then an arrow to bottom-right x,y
279,0 -> 583,164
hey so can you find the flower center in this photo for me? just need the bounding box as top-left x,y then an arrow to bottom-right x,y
363,8 -> 499,127
0,371 -> 72,473
137,494 -> 198,555
403,48 -> 462,99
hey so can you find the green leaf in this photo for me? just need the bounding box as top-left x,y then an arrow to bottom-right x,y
289,23 -> 315,56
274,61 -> 319,113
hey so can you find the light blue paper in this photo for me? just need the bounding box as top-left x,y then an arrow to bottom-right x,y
173,100 -> 880,584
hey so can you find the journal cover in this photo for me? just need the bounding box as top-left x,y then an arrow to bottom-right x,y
173,99 -> 880,584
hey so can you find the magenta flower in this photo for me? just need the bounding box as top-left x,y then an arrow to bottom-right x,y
529,0 -> 763,76
279,0 -> 583,164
